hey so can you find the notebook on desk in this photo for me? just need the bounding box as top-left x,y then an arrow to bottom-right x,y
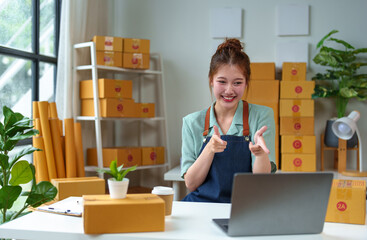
213,172 -> 333,237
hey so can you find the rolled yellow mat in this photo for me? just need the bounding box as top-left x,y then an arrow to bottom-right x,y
74,122 -> 85,177
59,119 -> 63,136
49,102 -> 58,119
64,118 -> 77,177
37,101 -> 57,180
34,118 -> 42,136
33,136 -> 49,182
50,119 -> 66,178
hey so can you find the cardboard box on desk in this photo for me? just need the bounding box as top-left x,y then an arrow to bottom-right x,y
123,38 -> 150,53
280,81 -> 315,99
250,62 -> 275,80
93,36 -> 123,52
87,147 -> 142,167
325,180 -> 366,225
96,51 -> 122,67
281,135 -> 316,154
83,194 -> 165,234
141,147 -> 165,165
282,62 -> 307,81
51,177 -> 105,201
81,98 -> 137,117
80,79 -> 133,99
281,153 -> 316,172
279,99 -> 314,117
123,53 -> 150,69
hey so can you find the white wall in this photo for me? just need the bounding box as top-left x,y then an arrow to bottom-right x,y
110,0 -> 367,171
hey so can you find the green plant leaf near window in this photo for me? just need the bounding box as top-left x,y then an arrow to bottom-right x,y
312,30 -> 367,118
0,105 -> 57,224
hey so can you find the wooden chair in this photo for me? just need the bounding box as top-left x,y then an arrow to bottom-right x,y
320,134 -> 359,173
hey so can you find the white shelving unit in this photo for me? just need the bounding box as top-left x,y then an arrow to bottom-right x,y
72,42 -> 170,179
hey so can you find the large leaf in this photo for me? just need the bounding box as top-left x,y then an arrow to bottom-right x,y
316,29 -> 338,49
9,146 -> 40,168
340,87 -> 358,98
9,160 -> 33,186
352,48 -> 367,54
328,37 -> 355,49
0,153 -> 9,171
26,181 -> 57,207
0,185 -> 22,209
0,122 -> 4,136
9,129 -> 39,141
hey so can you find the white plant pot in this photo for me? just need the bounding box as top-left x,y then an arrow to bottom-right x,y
108,178 -> 129,199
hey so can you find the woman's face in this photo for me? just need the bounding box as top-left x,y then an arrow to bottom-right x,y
211,64 -> 247,111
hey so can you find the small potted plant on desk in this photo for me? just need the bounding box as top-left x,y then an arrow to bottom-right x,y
97,160 -> 137,199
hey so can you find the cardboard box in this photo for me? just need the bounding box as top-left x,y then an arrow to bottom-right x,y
244,80 -> 279,101
141,147 -> 165,165
137,103 -> 155,118
83,194 -> 165,234
96,51 -> 122,67
87,147 -> 142,167
93,36 -> 123,52
280,117 -> 314,135
245,100 -> 279,125
281,135 -> 316,154
122,53 -> 150,69
123,38 -> 150,53
282,62 -> 307,81
280,81 -> 315,99
281,153 -> 316,172
51,177 -> 105,201
80,79 -> 133,99
250,62 -> 276,80
279,99 -> 314,117
325,180 -> 366,225
81,98 -> 137,117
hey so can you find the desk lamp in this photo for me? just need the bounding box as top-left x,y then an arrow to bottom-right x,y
332,110 -> 367,177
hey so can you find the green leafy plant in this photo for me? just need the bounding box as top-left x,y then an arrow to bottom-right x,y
0,106 -> 57,224
97,160 -> 137,181
312,29 -> 367,118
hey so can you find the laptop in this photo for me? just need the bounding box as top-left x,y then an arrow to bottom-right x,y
213,172 -> 333,236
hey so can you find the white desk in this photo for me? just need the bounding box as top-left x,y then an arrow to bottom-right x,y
0,201 -> 366,240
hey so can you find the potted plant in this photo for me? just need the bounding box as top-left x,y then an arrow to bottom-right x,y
312,30 -> 367,147
0,106 -> 57,224
97,160 -> 137,199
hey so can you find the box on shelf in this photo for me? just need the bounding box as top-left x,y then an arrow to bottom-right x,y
281,153 -> 316,172
281,135 -> 316,154
123,38 -> 150,53
280,117 -> 314,135
80,79 -> 133,99
51,177 -> 105,201
280,81 -> 315,99
250,62 -> 275,80
96,51 -> 122,67
282,62 -> 307,81
141,147 -> 165,165
137,103 -> 155,118
244,80 -> 279,101
83,194 -> 165,234
122,53 -> 150,69
87,147 -> 142,168
279,99 -> 314,117
325,180 -> 366,225
81,98 -> 136,117
93,36 -> 123,52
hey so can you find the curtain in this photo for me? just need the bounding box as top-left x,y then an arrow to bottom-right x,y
56,0 -> 109,120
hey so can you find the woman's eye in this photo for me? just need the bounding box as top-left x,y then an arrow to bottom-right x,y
234,82 -> 243,85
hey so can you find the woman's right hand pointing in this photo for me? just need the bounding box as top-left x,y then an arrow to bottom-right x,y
207,125 -> 227,153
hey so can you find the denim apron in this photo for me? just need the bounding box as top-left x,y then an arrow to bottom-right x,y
182,101 -> 252,203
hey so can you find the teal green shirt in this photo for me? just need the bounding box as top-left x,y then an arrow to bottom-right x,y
181,101 -> 276,178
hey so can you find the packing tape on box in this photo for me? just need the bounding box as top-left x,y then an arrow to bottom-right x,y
292,137 -> 304,153
38,101 -> 58,180
292,100 -> 302,117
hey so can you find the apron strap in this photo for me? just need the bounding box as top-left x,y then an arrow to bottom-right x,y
203,100 -> 250,137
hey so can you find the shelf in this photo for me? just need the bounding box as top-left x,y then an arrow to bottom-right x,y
85,163 -> 168,172
76,65 -> 162,75
76,116 -> 165,121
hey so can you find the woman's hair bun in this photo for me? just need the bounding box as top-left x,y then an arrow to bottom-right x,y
217,38 -> 243,52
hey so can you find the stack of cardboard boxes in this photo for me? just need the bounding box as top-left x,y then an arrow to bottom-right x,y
93,36 -> 150,69
243,62 -> 280,167
280,62 -> 316,171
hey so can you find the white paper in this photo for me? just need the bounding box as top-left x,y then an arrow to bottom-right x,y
277,4 -> 309,36
38,196 -> 83,216
210,8 -> 242,38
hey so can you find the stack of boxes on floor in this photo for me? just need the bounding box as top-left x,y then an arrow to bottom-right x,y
243,62 -> 280,168
280,62 -> 316,171
81,36 -> 164,168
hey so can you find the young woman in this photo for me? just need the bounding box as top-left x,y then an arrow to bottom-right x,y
181,38 -> 277,203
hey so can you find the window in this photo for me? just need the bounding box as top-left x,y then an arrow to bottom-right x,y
0,0 -> 61,121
